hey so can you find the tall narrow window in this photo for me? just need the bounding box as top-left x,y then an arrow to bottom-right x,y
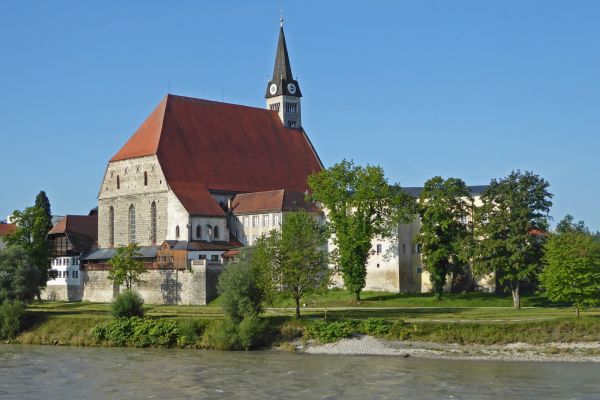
109,206 -> 114,247
150,201 -> 157,244
144,171 -> 148,186
128,204 -> 136,244
175,225 -> 180,239
196,225 -> 202,239
213,225 -> 219,240
116,175 -> 120,190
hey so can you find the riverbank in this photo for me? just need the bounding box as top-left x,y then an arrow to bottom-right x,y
302,335 -> 600,362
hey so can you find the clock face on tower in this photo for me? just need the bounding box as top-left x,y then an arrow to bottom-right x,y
269,83 -> 277,95
287,83 -> 297,95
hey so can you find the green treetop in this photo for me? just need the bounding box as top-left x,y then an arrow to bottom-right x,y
108,244 -> 146,291
474,170 -> 552,309
257,211 -> 331,318
541,225 -> 600,317
308,160 -> 415,302
417,177 -> 473,299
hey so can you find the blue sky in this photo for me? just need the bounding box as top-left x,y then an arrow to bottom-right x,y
0,1 -> 598,231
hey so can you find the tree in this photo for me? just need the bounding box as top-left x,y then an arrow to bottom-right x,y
417,177 -> 473,299
474,170 -> 552,309
258,211 -> 331,318
107,244 -> 146,290
541,230 -> 600,316
5,205 -> 53,299
555,214 -> 588,235
218,248 -> 267,322
35,191 -> 54,233
0,246 -> 41,304
308,160 -> 415,302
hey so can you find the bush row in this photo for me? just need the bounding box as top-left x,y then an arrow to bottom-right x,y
91,316 -> 273,350
301,318 -> 417,343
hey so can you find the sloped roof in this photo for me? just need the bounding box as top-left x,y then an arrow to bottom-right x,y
110,95 -> 322,215
48,215 -> 98,252
0,223 -> 16,236
231,189 -> 319,215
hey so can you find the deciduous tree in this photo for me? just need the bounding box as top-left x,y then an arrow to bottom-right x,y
259,211 -> 331,318
474,170 -> 552,309
0,246 -> 41,304
541,228 -> 600,316
5,205 -> 53,299
308,160 -> 415,302
108,244 -> 146,291
417,177 -> 473,299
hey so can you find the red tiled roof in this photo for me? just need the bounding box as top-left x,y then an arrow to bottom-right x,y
0,223 -> 16,236
110,95 -> 323,215
231,189 -> 319,215
168,182 -> 225,217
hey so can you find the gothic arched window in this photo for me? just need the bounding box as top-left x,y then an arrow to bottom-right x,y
213,225 -> 219,240
150,201 -> 157,244
144,171 -> 148,186
128,204 -> 136,244
108,206 -> 114,247
196,225 -> 202,239
175,225 -> 180,239
117,175 -> 120,190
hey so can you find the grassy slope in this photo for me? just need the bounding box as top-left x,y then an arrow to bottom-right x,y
15,292 -> 600,346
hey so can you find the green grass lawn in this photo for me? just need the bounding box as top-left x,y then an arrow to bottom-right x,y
18,291 -> 600,347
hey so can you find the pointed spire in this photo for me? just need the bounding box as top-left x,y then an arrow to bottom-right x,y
272,23 -> 293,82
266,17 -> 301,98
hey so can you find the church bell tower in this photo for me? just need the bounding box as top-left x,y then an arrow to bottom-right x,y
265,18 -> 302,129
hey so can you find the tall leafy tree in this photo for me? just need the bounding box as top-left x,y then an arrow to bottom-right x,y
35,191 -> 53,233
417,177 -> 473,299
308,160 -> 415,302
0,246 -> 41,304
108,244 -> 146,290
218,248 -> 267,322
555,214 -> 589,235
257,211 -> 331,318
474,170 -> 552,309
540,229 -> 600,317
5,205 -> 53,299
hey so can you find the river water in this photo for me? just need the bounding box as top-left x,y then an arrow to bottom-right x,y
1,345 -> 599,399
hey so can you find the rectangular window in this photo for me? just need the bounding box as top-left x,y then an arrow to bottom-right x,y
262,215 -> 270,227
211,255 -> 219,262
252,216 -> 259,227
198,255 -> 207,260
376,244 -> 382,255
273,214 -> 281,226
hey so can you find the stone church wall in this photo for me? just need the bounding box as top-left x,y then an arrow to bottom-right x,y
98,156 -> 170,248
41,285 -> 83,302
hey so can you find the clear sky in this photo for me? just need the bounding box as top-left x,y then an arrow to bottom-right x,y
0,1 -> 598,231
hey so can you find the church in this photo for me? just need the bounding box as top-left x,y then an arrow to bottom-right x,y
78,20 -> 323,304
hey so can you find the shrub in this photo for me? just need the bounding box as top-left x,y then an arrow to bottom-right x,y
218,253 -> 266,322
111,290 -> 144,318
201,317 -> 271,350
388,320 -> 418,340
360,318 -> 393,336
92,317 -> 178,347
201,319 -> 240,350
280,320 -> 305,341
238,316 -> 269,350
177,319 -> 209,347
304,320 -> 357,343
0,301 -> 25,339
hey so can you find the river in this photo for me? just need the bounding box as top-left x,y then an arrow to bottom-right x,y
1,345 -> 599,399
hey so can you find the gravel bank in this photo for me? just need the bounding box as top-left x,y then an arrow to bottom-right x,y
303,335 -> 600,362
